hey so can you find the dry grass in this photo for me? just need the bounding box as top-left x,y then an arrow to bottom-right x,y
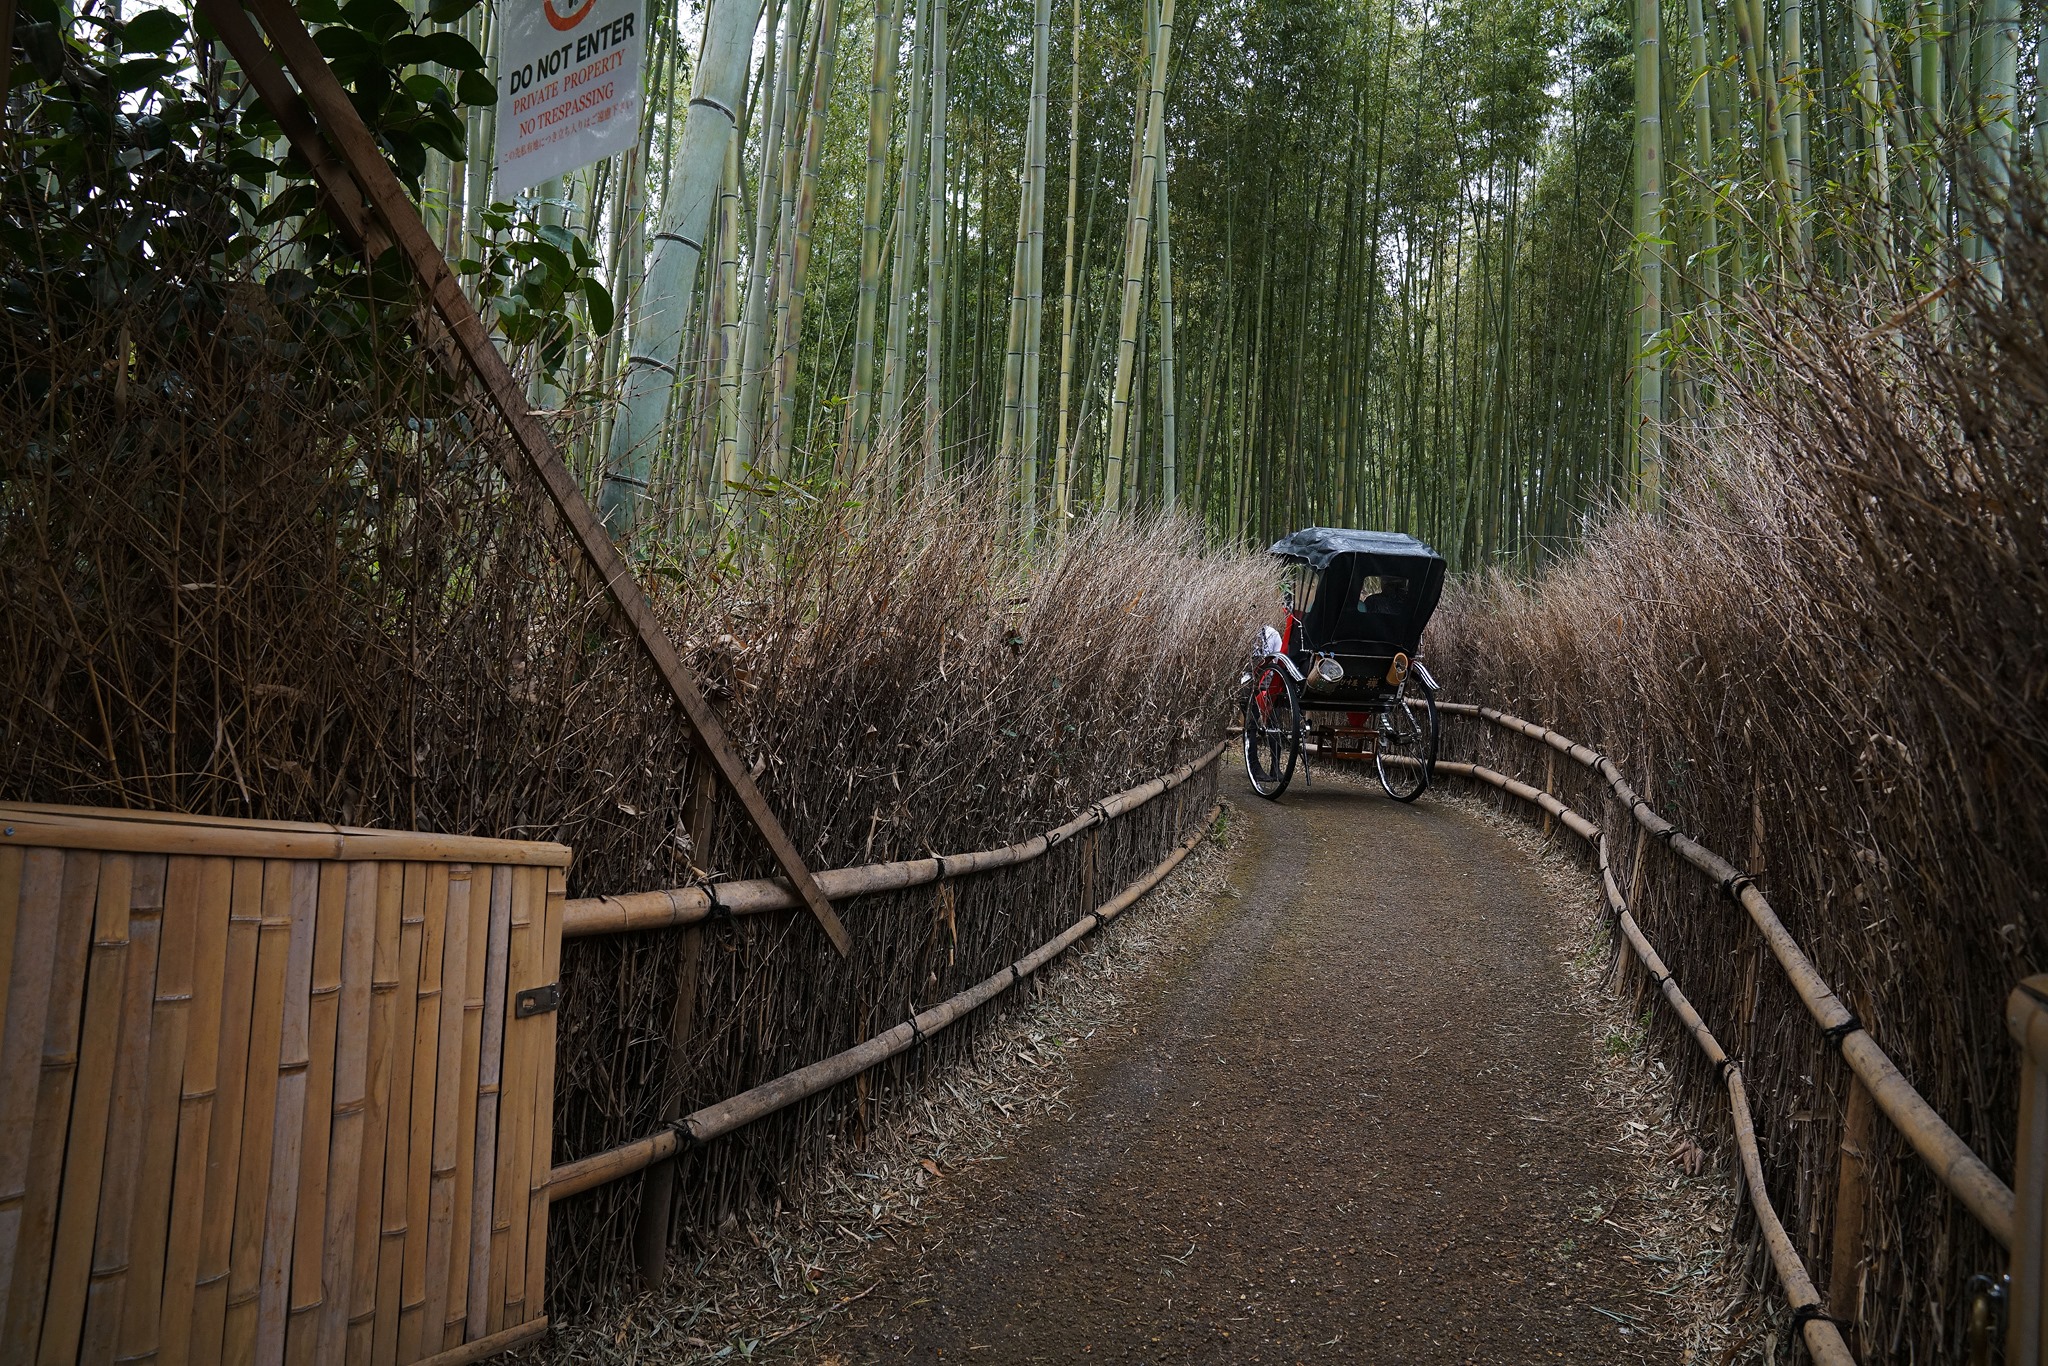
1426,193 -> 2048,1360
0,247 -> 1270,1308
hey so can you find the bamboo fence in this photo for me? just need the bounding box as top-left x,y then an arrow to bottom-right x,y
0,739 -> 1223,1360
1435,701 -> 2027,1364
0,805 -> 568,1366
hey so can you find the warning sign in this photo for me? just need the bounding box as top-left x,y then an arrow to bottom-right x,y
494,0 -> 644,194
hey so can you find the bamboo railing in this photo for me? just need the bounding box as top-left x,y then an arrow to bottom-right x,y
1437,701 -> 2024,1365
560,740 -> 1227,937
551,738 -> 1228,1202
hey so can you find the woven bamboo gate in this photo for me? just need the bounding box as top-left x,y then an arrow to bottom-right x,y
0,804 -> 568,1366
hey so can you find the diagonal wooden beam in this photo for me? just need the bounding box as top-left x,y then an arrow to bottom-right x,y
199,0 -> 850,954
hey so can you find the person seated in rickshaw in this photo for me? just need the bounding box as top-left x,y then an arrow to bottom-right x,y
1357,574 -> 1410,618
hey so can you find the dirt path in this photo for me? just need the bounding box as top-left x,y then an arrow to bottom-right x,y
810,768 -> 1679,1363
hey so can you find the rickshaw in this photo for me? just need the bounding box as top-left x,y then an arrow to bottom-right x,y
1242,528 -> 1446,802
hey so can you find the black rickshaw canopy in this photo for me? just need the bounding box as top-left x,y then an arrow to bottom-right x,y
1266,528 -> 1447,702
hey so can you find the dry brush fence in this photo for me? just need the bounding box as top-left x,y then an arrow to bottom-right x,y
1434,704 -> 2025,1364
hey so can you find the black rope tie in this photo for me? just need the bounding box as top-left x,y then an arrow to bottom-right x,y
907,1012 -> 927,1047
932,853 -> 949,880
654,230 -> 704,253
1715,1056 -> 1739,1080
1721,872 -> 1757,899
1655,825 -> 1679,844
1821,1013 -> 1864,1052
702,881 -> 732,925
1790,1304 -> 1845,1332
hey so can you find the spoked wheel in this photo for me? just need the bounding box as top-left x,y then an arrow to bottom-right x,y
1243,664 -> 1303,800
1375,686 -> 1439,802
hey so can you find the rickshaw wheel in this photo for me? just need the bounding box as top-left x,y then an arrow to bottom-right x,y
1375,688 -> 1438,802
1243,665 -> 1302,800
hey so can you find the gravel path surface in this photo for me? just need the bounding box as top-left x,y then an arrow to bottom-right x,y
813,768 -> 1679,1363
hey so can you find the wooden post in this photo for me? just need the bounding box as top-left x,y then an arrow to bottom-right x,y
2005,977 -> 2048,1366
631,766 -> 718,1289
196,0 -> 850,957
1540,701 -> 1557,837
1827,1073 -> 1875,1338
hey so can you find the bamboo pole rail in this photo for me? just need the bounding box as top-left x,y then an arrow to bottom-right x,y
1437,702 -> 2016,1249
561,739 -> 1228,938
548,795 -> 1222,1202
1433,757 -> 1855,1366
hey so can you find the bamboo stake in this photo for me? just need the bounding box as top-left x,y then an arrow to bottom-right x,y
78,855 -> 166,1362
0,848 -> 64,1328
632,763 -> 716,1288
185,857 -> 262,1366
418,866 -> 471,1353
120,855 -> 199,1363
520,866 -> 566,1326
441,865 -> 491,1349
157,856 -> 232,1366
347,861 -> 405,1366
489,866 -> 543,1330
373,864 -> 429,1366
462,867 -> 513,1341
310,862 -> 380,1360
396,863 -> 451,1364
3,852 -> 97,1361
37,853 -> 132,1366
1827,1074 -> 1874,1337
258,862 -> 325,1366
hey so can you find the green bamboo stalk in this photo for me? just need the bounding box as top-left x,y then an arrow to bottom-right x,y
1152,124 -> 1177,509
1050,0 -> 1085,525
1633,0 -> 1663,506
602,0 -> 770,532
1103,0 -> 1174,513
1731,0 -> 1802,269
733,0 -> 792,483
922,0 -> 948,483
878,0 -> 931,477
770,0 -> 847,473
838,0 -> 908,477
1688,0 -> 1721,342
1852,0 -> 1892,272
1015,0 -> 1054,533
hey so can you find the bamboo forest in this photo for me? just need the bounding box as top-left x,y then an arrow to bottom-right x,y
48,0 -> 2025,571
